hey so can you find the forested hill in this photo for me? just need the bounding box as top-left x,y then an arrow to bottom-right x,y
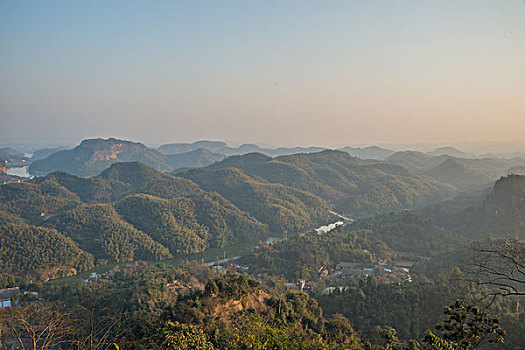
386,150 -> 525,190
0,162 -> 329,278
29,138 -> 173,177
419,174 -> 525,239
28,138 -> 227,177
0,223 -> 94,280
180,167 -> 329,234
203,150 -> 454,217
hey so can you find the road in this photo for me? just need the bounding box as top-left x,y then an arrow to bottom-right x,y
329,210 -> 354,223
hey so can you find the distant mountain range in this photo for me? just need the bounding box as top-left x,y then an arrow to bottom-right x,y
28,138 -> 225,177
25,138 -> 525,194
386,150 -> 525,190
29,138 -> 172,177
165,148 -> 225,169
28,138 -> 399,177
426,146 -> 474,158
425,158 -> 493,190
337,146 -> 395,160
158,140 -> 328,157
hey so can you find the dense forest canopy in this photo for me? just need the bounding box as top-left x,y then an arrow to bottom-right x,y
203,150 -> 455,216
0,160 -> 329,276
1,155 -> 524,349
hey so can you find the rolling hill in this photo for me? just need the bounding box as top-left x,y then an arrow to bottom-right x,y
419,175 -> 525,239
386,150 -> 525,190
158,140 -> 327,157
0,223 -> 95,279
0,161 -> 331,277
29,138 -> 172,177
425,158 -> 493,189
338,146 -> 395,160
158,140 -> 228,154
180,167 -> 329,234
201,150 -> 455,217
165,148 -> 225,169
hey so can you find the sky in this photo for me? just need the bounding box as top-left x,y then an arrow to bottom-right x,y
1,0 -> 525,148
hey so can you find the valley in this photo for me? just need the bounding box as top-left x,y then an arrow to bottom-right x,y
1,139 -> 524,349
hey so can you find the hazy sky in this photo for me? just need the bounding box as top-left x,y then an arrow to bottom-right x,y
1,1 -> 524,148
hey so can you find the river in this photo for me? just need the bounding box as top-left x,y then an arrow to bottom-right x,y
6,166 -> 32,178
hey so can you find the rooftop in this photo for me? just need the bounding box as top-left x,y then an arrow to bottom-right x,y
0,287 -> 20,300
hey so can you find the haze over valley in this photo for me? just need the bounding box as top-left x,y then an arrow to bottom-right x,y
1,1 -> 524,349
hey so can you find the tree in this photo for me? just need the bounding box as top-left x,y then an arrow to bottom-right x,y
432,300 -> 505,350
378,326 -> 403,350
71,287 -> 124,350
324,314 -> 361,349
467,238 -> 525,300
422,331 -> 456,350
140,321 -> 215,350
0,302 -> 74,350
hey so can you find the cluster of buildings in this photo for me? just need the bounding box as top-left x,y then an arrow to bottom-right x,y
315,221 -> 344,235
209,262 -> 248,275
0,287 -> 18,308
83,271 -> 114,285
0,287 -> 40,309
317,261 -> 412,283
285,279 -> 311,292
335,261 -> 392,279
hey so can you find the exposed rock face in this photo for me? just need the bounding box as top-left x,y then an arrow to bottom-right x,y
483,175 -> 525,222
29,138 -> 172,177
0,159 -> 6,175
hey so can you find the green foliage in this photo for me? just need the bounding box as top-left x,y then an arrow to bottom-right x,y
0,208 -> 25,226
0,223 -> 94,276
203,274 -> 259,299
433,300 -> 505,349
239,228 -> 382,280
207,150 -> 454,216
153,321 -> 216,350
350,212 -> 461,257
0,162 -> 288,275
191,191 -> 268,247
43,171 -> 118,203
316,273 -> 521,348
419,175 -> 525,240
0,178 -> 81,224
209,311 -> 330,350
114,194 -> 209,255
162,274 -> 362,350
99,161 -> 201,199
182,167 -> 329,234
422,331 -> 456,350
50,203 -> 172,262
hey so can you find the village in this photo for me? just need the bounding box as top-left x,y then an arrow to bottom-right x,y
0,217 -> 413,311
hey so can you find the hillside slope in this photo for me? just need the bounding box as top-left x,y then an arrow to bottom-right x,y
206,150 -> 454,216
29,138 -> 172,177
165,148 -> 225,169
2,161 -> 331,275
387,151 -> 525,190
425,158 -> 493,189
420,175 -> 525,239
181,167 -> 329,233
0,223 -> 94,278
